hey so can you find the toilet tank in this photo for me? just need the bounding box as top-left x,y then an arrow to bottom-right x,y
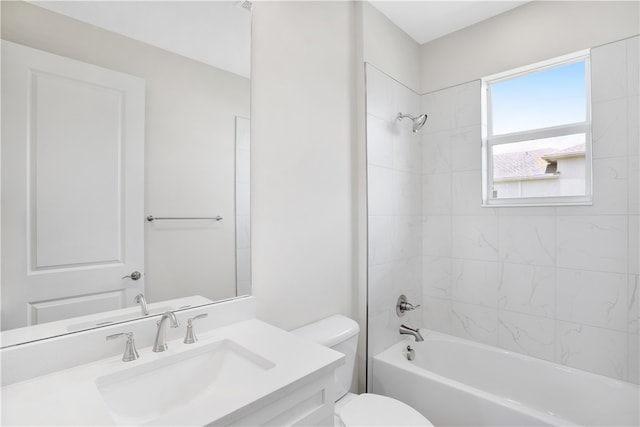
291,315 -> 359,401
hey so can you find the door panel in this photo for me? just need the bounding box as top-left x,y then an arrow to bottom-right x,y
29,291 -> 124,325
1,41 -> 145,329
34,71 -> 123,268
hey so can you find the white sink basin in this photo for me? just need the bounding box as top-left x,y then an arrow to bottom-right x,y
95,339 -> 275,425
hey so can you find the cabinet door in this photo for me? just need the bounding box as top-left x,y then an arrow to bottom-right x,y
1,41 -> 145,328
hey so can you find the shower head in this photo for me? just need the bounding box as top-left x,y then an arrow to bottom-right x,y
412,114 -> 428,132
397,112 -> 428,133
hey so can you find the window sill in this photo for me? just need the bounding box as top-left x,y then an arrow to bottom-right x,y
482,197 -> 593,208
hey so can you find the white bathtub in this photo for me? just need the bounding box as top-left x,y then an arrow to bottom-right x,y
372,330 -> 639,426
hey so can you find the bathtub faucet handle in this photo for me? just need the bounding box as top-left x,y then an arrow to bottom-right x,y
396,294 -> 421,317
401,301 -> 421,310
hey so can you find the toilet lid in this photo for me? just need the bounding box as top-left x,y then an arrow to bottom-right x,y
338,393 -> 433,426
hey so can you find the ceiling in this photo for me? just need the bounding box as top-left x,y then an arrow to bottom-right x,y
370,1 -> 531,45
29,1 -> 529,78
29,1 -> 252,78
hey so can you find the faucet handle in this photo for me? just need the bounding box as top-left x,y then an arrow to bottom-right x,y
401,301 -> 421,310
106,332 -> 139,362
396,294 -> 421,317
183,313 -> 208,344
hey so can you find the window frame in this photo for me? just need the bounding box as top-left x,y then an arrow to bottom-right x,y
481,50 -> 593,207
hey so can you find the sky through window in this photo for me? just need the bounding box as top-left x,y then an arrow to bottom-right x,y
491,61 -> 586,135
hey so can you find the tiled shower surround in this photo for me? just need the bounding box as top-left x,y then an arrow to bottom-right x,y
367,63 -> 423,362
367,36 -> 639,383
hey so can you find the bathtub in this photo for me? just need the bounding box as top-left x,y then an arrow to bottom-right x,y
372,330 -> 639,426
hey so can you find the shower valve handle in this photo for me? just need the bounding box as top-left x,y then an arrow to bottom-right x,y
396,294 -> 421,317
400,301 -> 421,311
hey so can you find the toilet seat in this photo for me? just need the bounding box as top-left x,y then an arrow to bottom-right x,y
337,393 -> 433,426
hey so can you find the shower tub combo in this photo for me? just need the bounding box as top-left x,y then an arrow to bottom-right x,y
372,330 -> 639,426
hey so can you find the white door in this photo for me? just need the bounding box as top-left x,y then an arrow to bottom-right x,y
1,41 -> 145,329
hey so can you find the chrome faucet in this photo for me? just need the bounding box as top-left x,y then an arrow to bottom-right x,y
400,324 -> 424,342
152,311 -> 180,352
134,293 -> 149,316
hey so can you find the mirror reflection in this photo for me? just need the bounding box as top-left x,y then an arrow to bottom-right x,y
0,0 -> 251,347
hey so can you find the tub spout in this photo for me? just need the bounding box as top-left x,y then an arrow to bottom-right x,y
400,324 -> 424,342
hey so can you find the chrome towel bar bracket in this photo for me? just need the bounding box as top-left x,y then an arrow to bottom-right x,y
146,215 -> 223,222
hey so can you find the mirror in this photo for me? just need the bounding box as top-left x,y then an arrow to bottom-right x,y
0,1 -> 251,347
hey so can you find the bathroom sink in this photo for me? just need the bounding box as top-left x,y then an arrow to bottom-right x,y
2,317 -> 344,426
95,339 -> 275,425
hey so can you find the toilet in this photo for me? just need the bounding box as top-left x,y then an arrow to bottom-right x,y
292,315 -> 433,426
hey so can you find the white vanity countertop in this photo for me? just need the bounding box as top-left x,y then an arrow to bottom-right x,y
1,319 -> 344,426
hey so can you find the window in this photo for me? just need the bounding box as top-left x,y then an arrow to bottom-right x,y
482,51 -> 592,206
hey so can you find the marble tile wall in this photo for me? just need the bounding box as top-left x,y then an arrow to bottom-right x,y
420,36 -> 639,383
366,64 -> 423,363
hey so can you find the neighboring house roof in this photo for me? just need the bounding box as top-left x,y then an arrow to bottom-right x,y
542,144 -> 586,161
493,148 -> 554,181
493,143 -> 585,181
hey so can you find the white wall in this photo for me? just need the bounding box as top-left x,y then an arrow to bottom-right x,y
420,37 -> 639,383
420,1 -> 640,93
251,1 -> 356,330
1,1 -> 249,303
236,117 -> 251,297
362,2 -> 421,93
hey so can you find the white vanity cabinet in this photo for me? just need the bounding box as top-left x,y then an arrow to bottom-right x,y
208,373 -> 335,426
